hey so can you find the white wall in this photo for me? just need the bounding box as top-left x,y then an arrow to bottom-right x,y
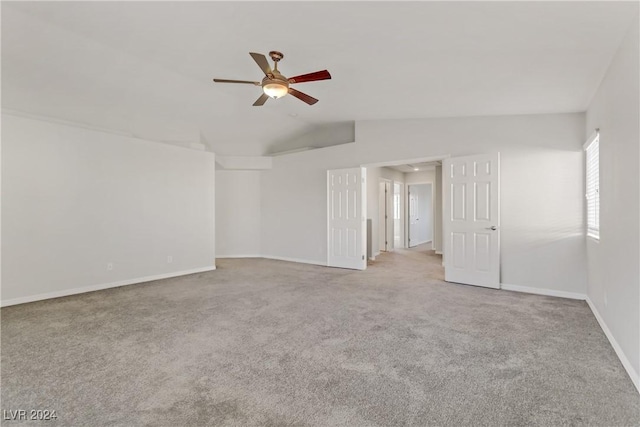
261,143 -> 358,264
585,15 -> 639,389
1,114 -> 216,305
215,170 -> 262,257
356,113 -> 587,295
261,113 -> 586,297
405,169 -> 436,185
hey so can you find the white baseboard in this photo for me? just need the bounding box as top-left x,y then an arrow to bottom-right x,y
263,255 -> 327,267
216,254 -> 262,259
0,266 -> 217,307
586,297 -> 640,393
500,283 -> 586,300
435,250 -> 443,255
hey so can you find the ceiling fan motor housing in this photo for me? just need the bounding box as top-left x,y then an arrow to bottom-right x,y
262,71 -> 289,99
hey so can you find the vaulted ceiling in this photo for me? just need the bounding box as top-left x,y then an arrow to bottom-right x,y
2,1 -> 637,155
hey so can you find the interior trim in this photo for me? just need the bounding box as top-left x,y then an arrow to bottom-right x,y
0,266 -> 217,307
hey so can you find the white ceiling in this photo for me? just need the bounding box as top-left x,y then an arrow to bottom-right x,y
2,1 -> 637,155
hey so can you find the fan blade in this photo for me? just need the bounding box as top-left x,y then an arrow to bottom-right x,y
288,70 -> 331,84
288,88 -> 318,105
253,93 -> 269,106
249,52 -> 273,77
213,78 -> 261,85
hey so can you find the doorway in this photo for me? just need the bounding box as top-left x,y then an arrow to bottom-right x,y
362,157 -> 445,275
408,183 -> 433,249
332,153 -> 500,290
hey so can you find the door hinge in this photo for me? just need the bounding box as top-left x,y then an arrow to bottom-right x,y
362,255 -> 365,260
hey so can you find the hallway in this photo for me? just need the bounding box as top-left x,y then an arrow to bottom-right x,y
371,243 -> 444,282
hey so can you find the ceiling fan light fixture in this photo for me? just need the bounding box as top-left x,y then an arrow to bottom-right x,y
263,82 -> 288,99
213,51 -> 328,105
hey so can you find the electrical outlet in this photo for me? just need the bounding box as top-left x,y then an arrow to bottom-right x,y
107,262 -> 114,271
167,255 -> 173,264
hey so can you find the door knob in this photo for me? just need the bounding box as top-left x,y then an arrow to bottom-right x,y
486,226 -> 497,231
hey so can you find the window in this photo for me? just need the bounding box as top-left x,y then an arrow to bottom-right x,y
585,131 -> 600,239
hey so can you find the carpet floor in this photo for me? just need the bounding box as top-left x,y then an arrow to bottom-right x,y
1,247 -> 639,426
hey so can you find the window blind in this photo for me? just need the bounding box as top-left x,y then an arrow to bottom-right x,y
585,133 -> 599,239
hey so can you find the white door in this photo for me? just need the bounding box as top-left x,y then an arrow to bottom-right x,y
443,153 -> 500,288
408,184 -> 432,247
408,186 -> 419,247
385,181 -> 393,251
378,181 -> 387,251
393,183 -> 403,248
378,180 -> 392,252
327,167 -> 367,270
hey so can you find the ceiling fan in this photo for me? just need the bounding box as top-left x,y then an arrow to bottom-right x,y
213,51 -> 331,106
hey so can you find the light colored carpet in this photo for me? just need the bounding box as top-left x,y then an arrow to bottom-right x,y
2,248 -> 639,426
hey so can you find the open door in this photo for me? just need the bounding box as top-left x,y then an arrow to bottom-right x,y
443,153 -> 500,288
393,183 -> 403,249
378,179 -> 392,252
327,167 -> 367,270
